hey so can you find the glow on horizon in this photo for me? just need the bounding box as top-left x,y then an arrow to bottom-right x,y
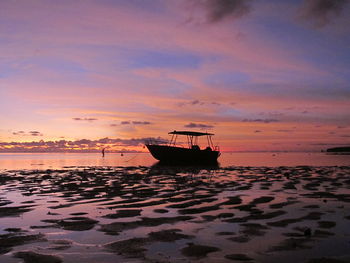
0,0 -> 349,152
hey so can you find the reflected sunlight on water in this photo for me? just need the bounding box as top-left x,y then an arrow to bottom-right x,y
0,152 -> 349,170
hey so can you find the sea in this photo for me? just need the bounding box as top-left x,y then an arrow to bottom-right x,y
0,152 -> 349,170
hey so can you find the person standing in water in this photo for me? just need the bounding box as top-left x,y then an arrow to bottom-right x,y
102,148 -> 105,157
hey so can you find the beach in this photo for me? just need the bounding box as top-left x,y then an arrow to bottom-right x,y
1,161 -> 350,262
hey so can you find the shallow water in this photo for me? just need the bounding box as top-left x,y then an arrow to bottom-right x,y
0,165 -> 350,262
0,152 -> 349,170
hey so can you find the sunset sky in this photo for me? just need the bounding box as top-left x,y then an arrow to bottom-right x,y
0,0 -> 349,152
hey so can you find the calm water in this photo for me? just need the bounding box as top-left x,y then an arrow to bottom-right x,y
0,152 -> 349,170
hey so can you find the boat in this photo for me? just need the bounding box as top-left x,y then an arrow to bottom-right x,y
326,146 -> 350,155
145,130 -> 220,164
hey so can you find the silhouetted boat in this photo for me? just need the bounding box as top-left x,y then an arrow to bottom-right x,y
145,131 -> 220,164
326,146 -> 350,155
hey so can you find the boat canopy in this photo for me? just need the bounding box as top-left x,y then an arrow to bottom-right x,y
168,131 -> 214,136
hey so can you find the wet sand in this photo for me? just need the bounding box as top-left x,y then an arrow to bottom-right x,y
0,165 -> 350,262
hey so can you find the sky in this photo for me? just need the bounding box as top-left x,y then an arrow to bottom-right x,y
0,0 -> 349,152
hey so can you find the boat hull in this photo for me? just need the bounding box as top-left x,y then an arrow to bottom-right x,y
146,145 -> 220,164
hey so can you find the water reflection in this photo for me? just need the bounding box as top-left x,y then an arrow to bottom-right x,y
0,152 -> 349,170
0,166 -> 350,263
150,161 -> 219,174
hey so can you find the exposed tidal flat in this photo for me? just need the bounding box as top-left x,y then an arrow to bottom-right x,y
0,165 -> 350,263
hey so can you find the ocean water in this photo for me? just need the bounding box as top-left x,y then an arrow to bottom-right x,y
0,152 -> 349,170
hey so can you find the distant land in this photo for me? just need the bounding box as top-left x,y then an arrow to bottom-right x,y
326,146 -> 350,153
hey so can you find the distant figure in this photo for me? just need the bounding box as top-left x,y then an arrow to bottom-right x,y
102,148 -> 105,157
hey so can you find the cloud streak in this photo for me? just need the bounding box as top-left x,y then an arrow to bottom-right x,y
242,119 -> 280,123
192,0 -> 253,23
12,130 -> 43,136
132,121 -> 152,125
120,121 -> 152,125
73,117 -> 98,122
184,122 -> 214,129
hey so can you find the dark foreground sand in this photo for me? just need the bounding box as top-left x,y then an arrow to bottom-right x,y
0,165 -> 350,263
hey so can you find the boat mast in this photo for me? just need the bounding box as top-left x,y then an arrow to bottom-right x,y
206,135 -> 215,148
169,133 -> 177,146
209,135 -> 214,148
187,135 -> 194,148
